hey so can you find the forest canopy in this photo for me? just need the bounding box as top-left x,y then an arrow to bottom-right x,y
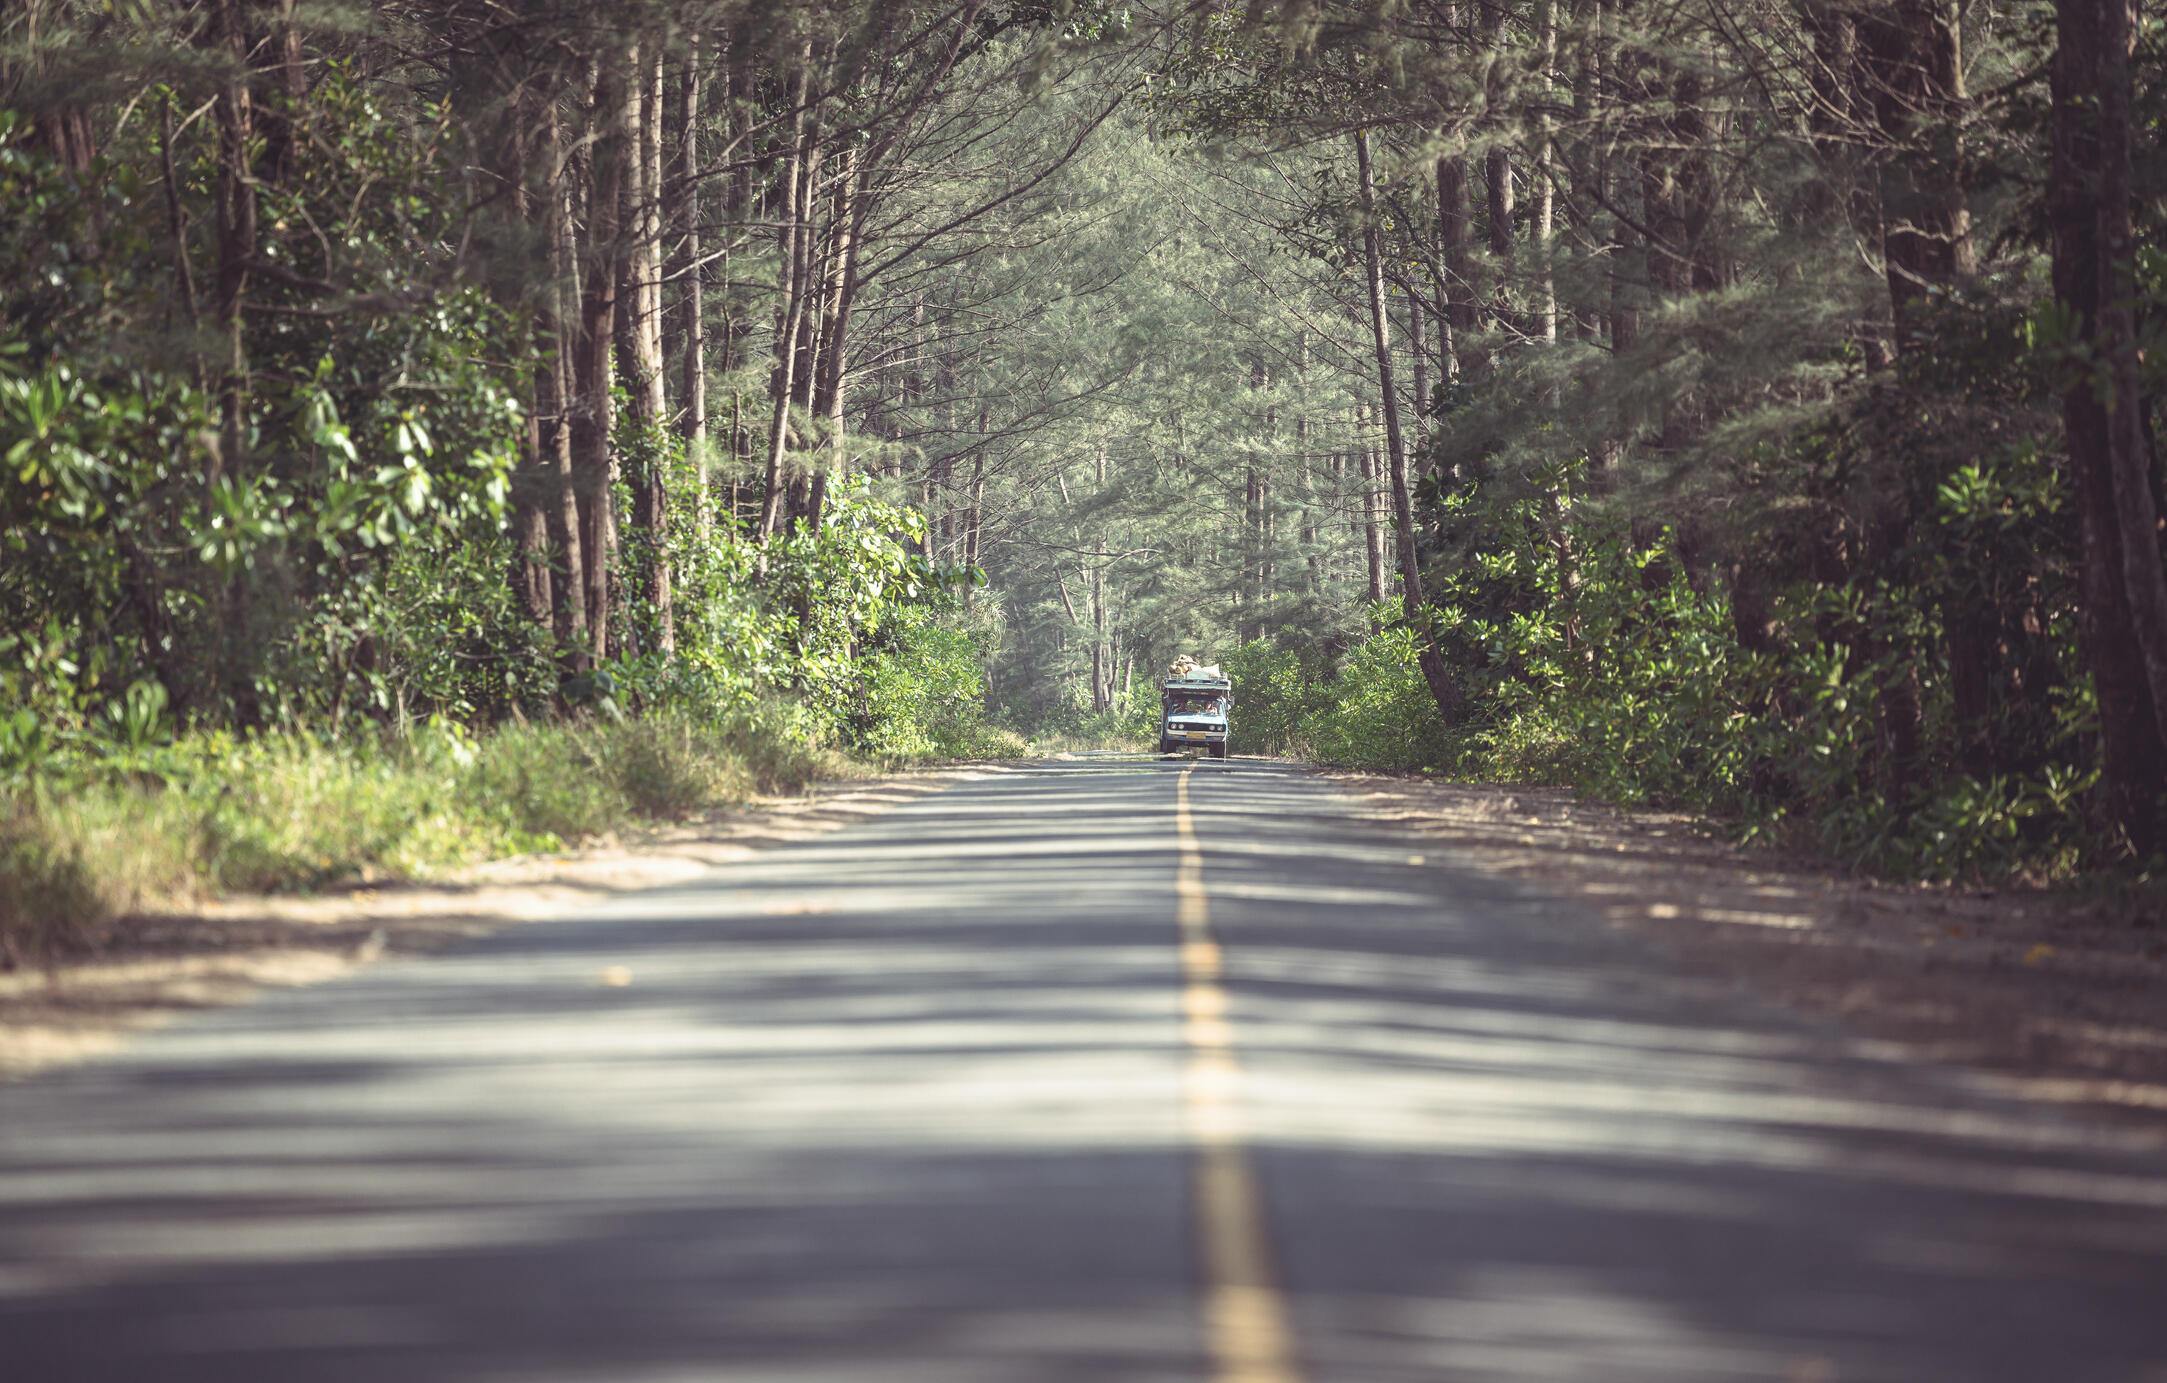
4,0 -> 2165,891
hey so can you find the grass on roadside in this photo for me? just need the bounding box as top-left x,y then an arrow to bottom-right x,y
883,723 -> 1031,765
0,708 -> 852,968
1028,731 -> 1151,755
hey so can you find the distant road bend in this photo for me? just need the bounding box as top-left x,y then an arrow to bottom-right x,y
3,758 -> 2166,1381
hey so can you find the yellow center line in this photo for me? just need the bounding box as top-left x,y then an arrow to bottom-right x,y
1177,766 -> 1307,1383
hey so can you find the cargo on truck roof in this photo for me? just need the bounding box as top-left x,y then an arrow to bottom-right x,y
1164,657 -> 1228,686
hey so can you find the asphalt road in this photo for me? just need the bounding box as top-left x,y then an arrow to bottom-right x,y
4,758 -> 2166,1382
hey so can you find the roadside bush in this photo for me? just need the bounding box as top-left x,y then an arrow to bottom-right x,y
852,606 -> 1024,760
599,714 -> 747,820
0,782 -> 202,964
1026,694 -> 1155,752
1222,638 -> 1333,758
194,724 -> 518,892
704,699 -> 856,792
1299,627 -> 1455,771
461,721 -> 629,843
0,707 -> 848,966
594,708 -> 851,816
0,806 -> 114,964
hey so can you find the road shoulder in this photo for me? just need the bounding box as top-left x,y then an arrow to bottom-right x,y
0,770 -> 967,1082
1318,769 -> 2167,1142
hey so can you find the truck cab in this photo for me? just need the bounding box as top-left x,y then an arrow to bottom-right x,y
1159,671 -> 1233,758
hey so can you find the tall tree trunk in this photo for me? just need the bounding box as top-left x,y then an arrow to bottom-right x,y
1533,0 -> 1559,345
1357,406 -> 1387,612
617,38 -> 671,652
1852,0 -> 1976,794
257,0 -> 306,186
539,98 -> 588,665
1358,130 -> 1460,721
809,144 -> 865,534
785,124 -> 837,533
1246,358 -> 1268,632
1091,566 -> 1107,713
1568,0 -> 1601,345
1437,154 -> 1480,383
1859,0 -> 1975,354
785,190 -> 826,532
501,77 -> 555,636
20,0 -> 98,177
158,96 -> 201,333
210,0 -> 259,724
1244,462 -> 1261,632
210,0 -> 255,496
1484,1 -> 1516,278
1408,296 -> 1428,447
573,49 -> 628,659
716,41 -> 746,527
1597,0 -> 1639,478
667,41 -> 707,533
1802,0 -> 1897,369
1256,422 -> 1265,602
1533,0 -> 1573,631
1296,331 -> 1318,591
965,448 -> 985,568
758,56 -> 814,540
1635,54 -> 1715,454
2052,0 -> 2167,855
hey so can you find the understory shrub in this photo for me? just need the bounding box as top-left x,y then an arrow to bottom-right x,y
1224,630 -> 1451,771
1240,501 -> 2109,882
1297,628 -> 1456,771
1219,639 -> 1331,758
461,722 -> 631,844
852,606 -> 1027,760
1024,696 -> 1154,752
0,807 -> 115,964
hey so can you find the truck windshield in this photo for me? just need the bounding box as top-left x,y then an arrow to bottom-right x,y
1170,694 -> 1224,715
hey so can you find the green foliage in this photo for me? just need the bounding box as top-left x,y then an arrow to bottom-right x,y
1,73 -> 526,734
1513,521 -> 2099,882
0,803 -> 116,965
0,707 -> 851,965
192,724 -> 518,893
2,8 -> 1066,967
1220,638 -> 1331,758
459,724 -> 630,844
1416,437 -> 2096,880
602,477 -> 986,743
1227,410 -> 2112,883
1018,683 -> 1157,751
1226,630 -> 1451,771
590,708 -> 845,819
1302,628 -> 1457,771
851,606 -> 1023,761
13,0 -> 2152,913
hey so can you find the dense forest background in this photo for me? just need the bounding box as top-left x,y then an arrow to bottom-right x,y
3,0 -> 2165,938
